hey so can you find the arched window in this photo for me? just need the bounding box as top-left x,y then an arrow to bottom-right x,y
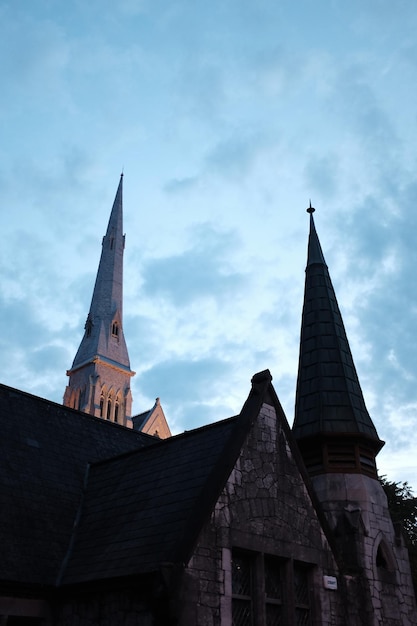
99,393 -> 104,418
112,321 -> 119,337
107,397 -> 112,420
114,399 -> 119,423
77,389 -> 83,410
374,533 -> 397,581
376,545 -> 388,568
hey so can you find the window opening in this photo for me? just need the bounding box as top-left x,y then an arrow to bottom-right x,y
232,552 -> 253,626
99,394 -> 104,418
230,551 -> 312,626
265,557 -> 283,626
294,565 -> 311,626
114,400 -> 119,424
376,540 -> 394,571
376,545 -> 387,568
112,321 -> 119,337
85,314 -> 93,337
107,397 -> 112,420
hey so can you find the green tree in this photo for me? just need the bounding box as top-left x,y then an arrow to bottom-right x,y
380,475 -> 417,594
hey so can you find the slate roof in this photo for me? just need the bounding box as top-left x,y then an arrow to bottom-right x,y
293,210 -> 382,444
132,404 -> 156,431
61,416 -> 238,584
0,384 -> 155,587
2,370 -> 316,590
59,370 -> 289,586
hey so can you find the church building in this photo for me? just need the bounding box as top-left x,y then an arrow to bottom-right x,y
0,180 -> 415,625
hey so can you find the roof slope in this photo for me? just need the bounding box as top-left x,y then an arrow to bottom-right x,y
3,370 -> 329,590
0,384 -> 154,587
62,417 -> 237,584
62,371 -> 276,585
293,209 -> 381,442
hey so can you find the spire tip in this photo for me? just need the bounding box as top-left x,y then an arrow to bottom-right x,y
307,200 -> 315,214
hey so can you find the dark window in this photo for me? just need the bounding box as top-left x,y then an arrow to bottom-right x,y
294,565 -> 311,626
114,401 -> 119,423
265,556 -> 283,626
232,553 -> 253,626
99,395 -> 104,417
85,314 -> 93,337
376,545 -> 387,568
231,551 -> 312,626
107,398 -> 112,420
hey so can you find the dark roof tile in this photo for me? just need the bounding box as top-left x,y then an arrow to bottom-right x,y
0,384 -> 154,586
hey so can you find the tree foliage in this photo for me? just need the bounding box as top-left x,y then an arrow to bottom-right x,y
380,475 -> 417,594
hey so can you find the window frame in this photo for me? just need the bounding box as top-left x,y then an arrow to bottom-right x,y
230,550 -> 313,626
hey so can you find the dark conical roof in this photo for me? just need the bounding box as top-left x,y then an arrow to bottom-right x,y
293,208 -> 382,444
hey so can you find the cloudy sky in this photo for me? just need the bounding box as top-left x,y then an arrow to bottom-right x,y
1,0 -> 417,487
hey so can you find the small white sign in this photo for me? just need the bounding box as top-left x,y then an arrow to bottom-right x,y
323,575 -> 338,590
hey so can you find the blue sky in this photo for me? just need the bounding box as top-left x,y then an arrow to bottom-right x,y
1,0 -> 417,486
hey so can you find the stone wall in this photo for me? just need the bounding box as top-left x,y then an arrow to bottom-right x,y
313,473 -> 417,625
179,402 -> 345,626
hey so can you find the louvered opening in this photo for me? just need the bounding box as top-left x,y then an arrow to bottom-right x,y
325,442 -> 357,471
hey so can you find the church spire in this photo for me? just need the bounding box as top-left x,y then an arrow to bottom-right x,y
293,205 -> 383,477
64,175 -> 135,426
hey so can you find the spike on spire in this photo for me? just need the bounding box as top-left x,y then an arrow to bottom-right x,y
306,203 -> 326,267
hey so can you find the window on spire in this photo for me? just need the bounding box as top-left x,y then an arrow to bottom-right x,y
85,314 -> 93,337
112,321 -> 119,338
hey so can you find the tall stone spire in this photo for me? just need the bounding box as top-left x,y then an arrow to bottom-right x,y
293,204 -> 383,476
64,175 -> 135,426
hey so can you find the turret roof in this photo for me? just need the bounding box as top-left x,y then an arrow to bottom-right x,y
293,206 -> 382,444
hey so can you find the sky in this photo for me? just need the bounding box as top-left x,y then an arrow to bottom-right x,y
1,0 -> 417,487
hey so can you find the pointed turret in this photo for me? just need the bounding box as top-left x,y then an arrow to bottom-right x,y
64,175 -> 135,426
293,205 -> 383,477
292,207 -> 417,624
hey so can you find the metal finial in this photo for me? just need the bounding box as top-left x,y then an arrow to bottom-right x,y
307,200 -> 315,214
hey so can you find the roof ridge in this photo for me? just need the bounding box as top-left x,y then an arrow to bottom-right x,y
89,415 -> 240,468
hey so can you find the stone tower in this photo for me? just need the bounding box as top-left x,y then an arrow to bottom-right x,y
64,175 -> 135,427
292,205 -> 416,624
